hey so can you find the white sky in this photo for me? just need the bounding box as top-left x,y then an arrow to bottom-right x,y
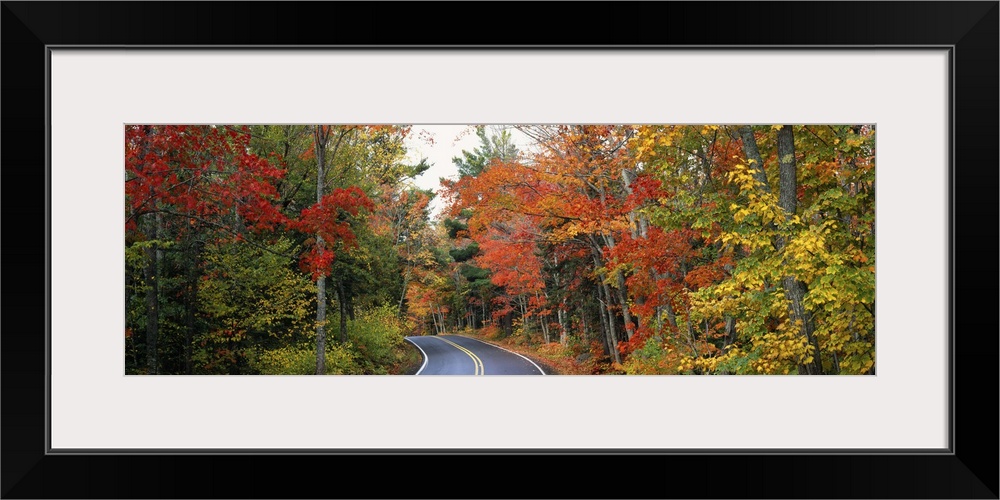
404,125 -> 533,219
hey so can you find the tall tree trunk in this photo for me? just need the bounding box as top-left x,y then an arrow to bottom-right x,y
482,300 -> 487,330
143,214 -> 159,375
600,233 -> 635,341
599,281 -> 622,365
183,241 -> 200,375
337,279 -> 348,343
777,125 -> 823,375
346,287 -> 355,321
519,296 -> 528,328
313,126 -> 329,375
551,261 -> 569,345
777,126 -> 798,219
783,275 -> 821,374
621,166 -> 642,239
437,307 -> 448,334
663,297 -> 678,329
125,260 -> 136,368
614,272 -> 635,340
315,273 -> 327,374
535,291 -> 549,343
723,315 -> 737,348
558,307 -> 567,345
595,290 -> 611,357
653,305 -> 662,333
684,307 -> 700,357
738,125 -> 771,192
397,273 -> 409,315
620,166 -> 649,329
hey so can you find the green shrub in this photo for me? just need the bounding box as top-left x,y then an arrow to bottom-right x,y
248,305 -> 407,375
250,342 -> 357,375
622,337 -> 673,375
347,304 -> 405,374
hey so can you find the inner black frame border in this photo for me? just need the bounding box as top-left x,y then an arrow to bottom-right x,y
3,2 -> 996,498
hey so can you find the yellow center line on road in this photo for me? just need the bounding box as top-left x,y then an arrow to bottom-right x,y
433,336 -> 484,375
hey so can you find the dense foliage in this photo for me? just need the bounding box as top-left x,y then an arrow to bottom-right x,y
125,124 -> 875,375
125,125 -> 426,374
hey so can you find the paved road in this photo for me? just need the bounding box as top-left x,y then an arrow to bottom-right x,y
405,335 -> 545,375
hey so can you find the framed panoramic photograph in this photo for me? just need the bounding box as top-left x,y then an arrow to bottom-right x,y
3,2 -> 997,499
121,122 -> 875,378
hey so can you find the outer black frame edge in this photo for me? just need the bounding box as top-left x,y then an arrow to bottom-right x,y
951,2 -> 1000,497
2,2 -> 997,499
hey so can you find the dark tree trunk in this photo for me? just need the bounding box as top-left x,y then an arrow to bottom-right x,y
315,272 -> 327,374
314,126 -> 328,375
397,277 -> 408,316
784,275 -> 822,375
599,280 -> 622,365
502,309 -> 513,337
143,217 -> 159,375
663,298 -> 678,329
184,306 -> 194,374
723,315 -> 737,348
611,268 -> 635,340
684,306 -> 700,356
738,125 -> 771,192
125,257 -> 135,368
346,289 -> 355,321
777,126 -> 823,375
337,279 -> 348,343
595,289 -> 611,356
777,126 -> 798,220
184,253 -> 198,375
183,242 -> 200,375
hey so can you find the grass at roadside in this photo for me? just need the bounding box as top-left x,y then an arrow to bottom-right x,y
390,338 -> 424,375
453,327 -> 611,375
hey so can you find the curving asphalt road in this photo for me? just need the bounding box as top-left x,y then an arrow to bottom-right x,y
405,335 -> 545,375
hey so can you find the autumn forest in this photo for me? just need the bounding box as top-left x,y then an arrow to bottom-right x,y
125,124 -> 875,375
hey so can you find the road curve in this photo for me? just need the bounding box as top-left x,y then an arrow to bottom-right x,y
405,335 -> 545,375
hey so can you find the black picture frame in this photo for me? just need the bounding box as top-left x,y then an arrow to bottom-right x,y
3,2 -> 996,498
